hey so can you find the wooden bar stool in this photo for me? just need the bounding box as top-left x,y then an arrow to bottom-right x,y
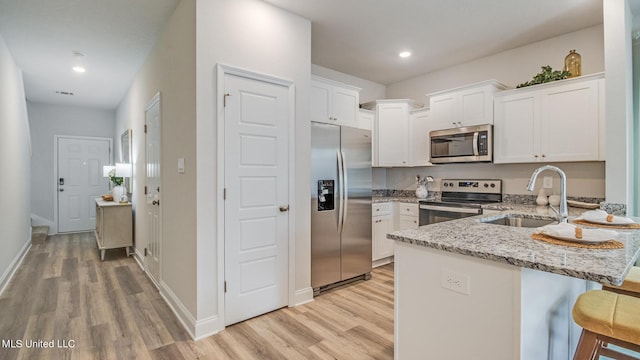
603,266 -> 640,297
572,290 -> 640,359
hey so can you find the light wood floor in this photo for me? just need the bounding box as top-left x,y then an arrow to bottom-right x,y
0,232 -> 394,360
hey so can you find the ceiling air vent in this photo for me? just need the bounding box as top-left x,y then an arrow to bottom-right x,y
55,91 -> 74,96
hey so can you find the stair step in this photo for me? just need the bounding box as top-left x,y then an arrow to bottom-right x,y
32,226 -> 49,245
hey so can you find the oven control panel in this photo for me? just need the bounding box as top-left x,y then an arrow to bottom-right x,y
441,179 -> 502,194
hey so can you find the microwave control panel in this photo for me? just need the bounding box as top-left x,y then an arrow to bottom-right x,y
478,131 -> 489,155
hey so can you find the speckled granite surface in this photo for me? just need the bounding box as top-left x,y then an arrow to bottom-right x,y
387,207 -> 640,286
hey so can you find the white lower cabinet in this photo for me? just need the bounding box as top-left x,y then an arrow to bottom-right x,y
397,203 -> 419,230
372,203 -> 394,265
372,202 -> 419,267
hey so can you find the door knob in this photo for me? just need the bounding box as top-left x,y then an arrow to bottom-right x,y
59,188 -> 64,192
152,200 -> 160,206
279,205 -> 289,212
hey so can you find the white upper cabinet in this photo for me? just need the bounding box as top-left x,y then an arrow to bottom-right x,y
358,109 -> 374,131
494,73 -> 604,164
311,75 -> 361,127
373,99 -> 425,167
408,108 -> 431,167
428,80 -> 508,130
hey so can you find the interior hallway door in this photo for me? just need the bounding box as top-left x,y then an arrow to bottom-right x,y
223,72 -> 290,326
57,137 -> 111,233
145,93 -> 162,287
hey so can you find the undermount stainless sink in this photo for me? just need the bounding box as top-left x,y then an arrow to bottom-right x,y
481,215 -> 556,228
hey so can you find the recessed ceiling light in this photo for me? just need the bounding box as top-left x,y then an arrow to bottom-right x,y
399,51 -> 412,58
72,66 -> 86,73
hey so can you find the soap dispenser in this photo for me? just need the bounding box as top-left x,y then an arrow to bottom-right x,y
536,188 -> 548,206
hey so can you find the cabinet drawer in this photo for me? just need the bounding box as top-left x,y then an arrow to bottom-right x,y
397,203 -> 418,216
373,203 -> 393,216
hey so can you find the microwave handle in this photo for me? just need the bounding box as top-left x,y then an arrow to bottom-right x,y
472,131 -> 479,156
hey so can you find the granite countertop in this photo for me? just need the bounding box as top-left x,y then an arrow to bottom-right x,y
373,196 -> 427,204
387,206 -> 640,286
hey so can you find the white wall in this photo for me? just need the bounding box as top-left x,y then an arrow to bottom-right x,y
384,162 -> 605,198
116,0 -> 197,331
28,102 -> 115,230
387,25 -> 604,101
381,25 -> 606,198
196,0 -> 311,337
311,64 -> 386,103
0,34 -> 32,292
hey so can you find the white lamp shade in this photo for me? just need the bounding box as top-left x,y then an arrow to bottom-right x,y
103,165 -> 115,177
115,163 -> 132,178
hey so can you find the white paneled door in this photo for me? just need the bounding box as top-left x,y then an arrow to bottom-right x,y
57,137 -> 111,233
224,72 -> 290,326
145,93 -> 162,287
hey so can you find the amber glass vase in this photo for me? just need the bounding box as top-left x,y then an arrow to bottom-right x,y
564,50 -> 581,78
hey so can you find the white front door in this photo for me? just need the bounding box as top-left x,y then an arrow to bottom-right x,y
224,73 -> 290,325
57,137 -> 111,233
145,93 -> 162,287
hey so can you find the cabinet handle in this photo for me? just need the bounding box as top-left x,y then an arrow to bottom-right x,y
541,154 -> 546,158
534,155 -> 539,158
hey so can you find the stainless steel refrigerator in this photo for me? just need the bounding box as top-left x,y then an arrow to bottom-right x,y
311,122 -> 372,292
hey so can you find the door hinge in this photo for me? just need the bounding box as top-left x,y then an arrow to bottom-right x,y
224,188 -> 227,200
144,124 -> 147,133
144,186 -> 148,195
224,281 -> 227,293
144,248 -> 148,256
223,93 -> 231,107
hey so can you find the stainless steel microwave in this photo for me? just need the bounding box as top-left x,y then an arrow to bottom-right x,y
430,124 -> 492,164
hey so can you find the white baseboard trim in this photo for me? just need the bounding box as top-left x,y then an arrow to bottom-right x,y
30,214 -> 54,234
158,281 -> 222,340
0,237 -> 31,297
132,248 -> 144,271
293,286 -> 314,306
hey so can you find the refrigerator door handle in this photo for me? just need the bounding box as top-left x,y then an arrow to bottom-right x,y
341,150 -> 348,231
337,150 -> 345,235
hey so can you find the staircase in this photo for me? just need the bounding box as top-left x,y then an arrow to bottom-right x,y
31,226 -> 49,245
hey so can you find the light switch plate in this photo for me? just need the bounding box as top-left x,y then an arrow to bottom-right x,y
543,176 -> 553,188
178,158 -> 185,174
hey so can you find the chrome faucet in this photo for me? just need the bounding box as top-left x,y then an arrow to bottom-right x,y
527,165 -> 568,223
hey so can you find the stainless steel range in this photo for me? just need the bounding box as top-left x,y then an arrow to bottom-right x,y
418,179 -> 502,226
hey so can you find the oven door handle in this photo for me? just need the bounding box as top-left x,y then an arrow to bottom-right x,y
419,204 -> 481,214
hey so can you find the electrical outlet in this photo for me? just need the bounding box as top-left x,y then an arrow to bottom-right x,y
441,269 -> 470,295
543,176 -> 553,189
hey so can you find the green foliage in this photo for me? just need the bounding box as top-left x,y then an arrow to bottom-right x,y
107,168 -> 123,186
517,66 -> 571,88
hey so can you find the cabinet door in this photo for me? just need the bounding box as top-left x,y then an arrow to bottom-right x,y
408,110 -> 431,166
398,216 -> 418,230
540,80 -> 599,162
332,87 -> 358,127
311,81 -> 332,124
459,86 -> 494,126
494,92 -> 540,164
376,104 -> 408,166
430,94 -> 458,129
373,214 -> 395,260
358,109 -> 374,131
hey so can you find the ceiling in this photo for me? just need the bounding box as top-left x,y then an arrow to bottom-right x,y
1,0 -> 639,109
265,0 -> 609,85
0,0 -> 179,109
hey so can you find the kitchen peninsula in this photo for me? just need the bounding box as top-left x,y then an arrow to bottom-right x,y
388,206 -> 640,360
